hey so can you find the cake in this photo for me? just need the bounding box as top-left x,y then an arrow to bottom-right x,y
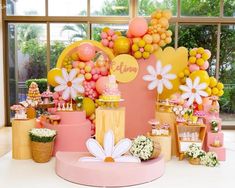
101,75 -> 121,101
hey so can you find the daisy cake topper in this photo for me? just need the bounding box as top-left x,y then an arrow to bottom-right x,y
79,130 -> 141,163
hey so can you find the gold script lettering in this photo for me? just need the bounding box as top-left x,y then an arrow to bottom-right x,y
111,62 -> 137,74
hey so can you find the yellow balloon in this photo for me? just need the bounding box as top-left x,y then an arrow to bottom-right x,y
47,68 -> 62,87
209,77 -> 218,88
189,70 -> 210,86
83,97 -> 95,117
218,90 -> 224,97
113,36 -> 130,55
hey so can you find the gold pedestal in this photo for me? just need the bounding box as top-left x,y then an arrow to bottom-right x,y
95,107 -> 125,145
12,119 -> 36,159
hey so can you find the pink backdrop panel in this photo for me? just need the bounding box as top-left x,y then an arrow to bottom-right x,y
119,55 -> 157,138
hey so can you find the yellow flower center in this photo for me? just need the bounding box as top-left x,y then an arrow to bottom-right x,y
156,74 -> 162,80
104,156 -> 114,162
191,88 -> 196,93
67,81 -> 72,87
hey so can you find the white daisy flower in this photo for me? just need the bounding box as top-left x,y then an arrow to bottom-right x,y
79,130 -> 140,163
54,68 -> 84,100
143,61 -> 176,94
180,77 -> 208,106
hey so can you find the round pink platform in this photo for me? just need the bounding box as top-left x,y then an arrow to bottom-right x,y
56,152 -> 165,187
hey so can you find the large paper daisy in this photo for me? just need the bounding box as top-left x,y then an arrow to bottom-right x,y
54,68 -> 84,100
79,130 -> 140,163
143,61 -> 176,94
180,77 -> 208,106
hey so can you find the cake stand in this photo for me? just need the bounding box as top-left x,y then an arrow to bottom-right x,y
99,99 -> 124,108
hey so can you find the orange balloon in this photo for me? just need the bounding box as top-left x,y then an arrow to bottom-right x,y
159,17 -> 169,28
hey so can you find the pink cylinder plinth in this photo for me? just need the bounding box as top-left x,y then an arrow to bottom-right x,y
56,152 -> 165,187
208,146 -> 226,161
54,111 -> 86,124
43,122 -> 91,155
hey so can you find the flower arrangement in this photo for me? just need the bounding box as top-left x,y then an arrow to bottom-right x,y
200,152 -> 219,167
29,128 -> 56,143
130,135 -> 154,161
184,143 -> 205,159
211,120 -> 219,133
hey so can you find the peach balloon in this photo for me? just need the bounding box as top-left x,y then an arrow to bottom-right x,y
159,17 -> 169,28
143,34 -> 153,44
78,43 -> 96,61
129,17 -> 148,37
126,30 -> 133,38
200,60 -> 209,70
189,64 -> 200,72
95,76 -> 109,94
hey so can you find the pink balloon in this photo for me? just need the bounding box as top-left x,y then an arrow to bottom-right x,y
101,39 -> 109,46
86,61 -> 95,68
108,41 -> 114,48
53,92 -> 59,99
129,17 -> 148,37
126,30 -> 133,38
189,64 -> 200,72
205,49 -> 211,59
91,68 -> 96,75
200,60 -> 209,70
107,29 -> 114,36
196,54 -> 201,59
101,32 -> 107,39
112,35 -> 117,40
72,61 -> 79,68
95,76 -> 109,94
78,43 -> 96,61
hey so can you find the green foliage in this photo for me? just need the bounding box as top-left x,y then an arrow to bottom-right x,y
20,38 -> 47,79
61,24 -> 87,42
138,0 -> 177,16
29,132 -> 56,143
181,0 -> 220,16
25,78 -> 48,93
219,87 -> 235,113
50,41 -> 66,68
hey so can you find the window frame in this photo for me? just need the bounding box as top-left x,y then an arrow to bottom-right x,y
2,0 -> 235,127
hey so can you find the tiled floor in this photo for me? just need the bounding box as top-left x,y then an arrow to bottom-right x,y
0,127 -> 235,188
0,127 -> 11,157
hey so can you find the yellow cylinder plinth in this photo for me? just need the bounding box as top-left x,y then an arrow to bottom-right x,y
148,133 -> 172,161
95,107 -> 125,145
155,111 -> 178,156
12,119 -> 36,159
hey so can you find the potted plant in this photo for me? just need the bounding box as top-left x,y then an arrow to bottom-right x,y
184,143 -> 205,165
29,128 -> 56,163
130,135 -> 161,161
200,152 -> 219,167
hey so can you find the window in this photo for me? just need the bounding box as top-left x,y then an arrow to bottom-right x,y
2,0 -> 235,126
90,0 -> 129,16
6,0 -> 45,16
50,23 -> 88,68
48,0 -> 87,16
